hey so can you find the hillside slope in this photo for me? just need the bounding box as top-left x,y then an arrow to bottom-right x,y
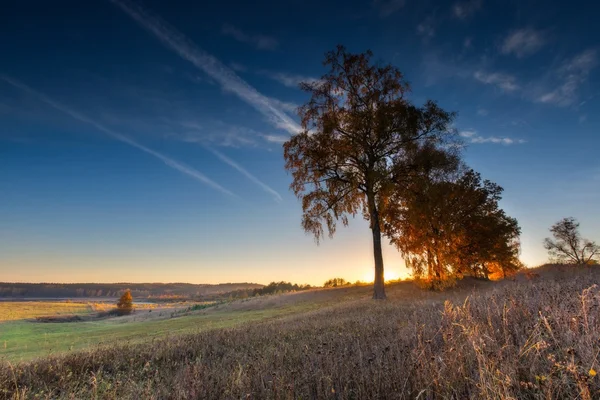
2,265 -> 600,399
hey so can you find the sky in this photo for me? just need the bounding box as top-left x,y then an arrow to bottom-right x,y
1,0 -> 599,286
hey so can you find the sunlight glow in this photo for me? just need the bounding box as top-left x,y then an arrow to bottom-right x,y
361,269 -> 404,283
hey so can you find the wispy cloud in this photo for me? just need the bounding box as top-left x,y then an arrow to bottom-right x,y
1,75 -> 236,197
267,97 -> 299,114
501,28 -> 546,58
417,17 -> 436,40
111,0 -> 301,135
221,24 -> 278,51
463,37 -> 473,49
175,121 -> 260,148
207,147 -> 282,202
420,51 -> 469,86
535,49 -> 598,107
261,70 -> 321,89
460,129 -> 525,145
474,70 -> 519,92
477,108 -> 489,116
261,134 -> 289,144
452,0 -> 481,20
471,136 -> 525,145
373,0 -> 406,17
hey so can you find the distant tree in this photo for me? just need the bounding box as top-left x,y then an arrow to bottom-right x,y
284,46 -> 457,299
116,289 -> 134,315
252,282 -> 311,296
323,278 -> 349,287
386,168 -> 521,289
544,217 -> 599,264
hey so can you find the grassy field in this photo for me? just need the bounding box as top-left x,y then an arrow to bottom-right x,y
0,302 -> 92,322
1,265 -> 600,399
0,291 -> 355,363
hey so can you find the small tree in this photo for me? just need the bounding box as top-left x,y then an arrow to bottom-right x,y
544,217 -> 599,264
116,289 -> 134,315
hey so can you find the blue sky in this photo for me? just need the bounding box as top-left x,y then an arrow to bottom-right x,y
1,0 -> 598,285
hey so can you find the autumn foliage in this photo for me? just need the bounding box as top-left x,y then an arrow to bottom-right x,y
284,46 -> 522,293
116,289 -> 134,315
284,46 -> 458,298
386,168 -> 522,289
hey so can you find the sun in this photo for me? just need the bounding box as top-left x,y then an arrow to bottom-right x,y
384,270 -> 401,282
361,269 -> 402,283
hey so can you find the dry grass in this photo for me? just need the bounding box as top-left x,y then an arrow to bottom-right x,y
0,302 -> 91,322
1,265 -> 600,399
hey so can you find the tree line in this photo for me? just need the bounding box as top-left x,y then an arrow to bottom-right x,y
0,282 -> 263,299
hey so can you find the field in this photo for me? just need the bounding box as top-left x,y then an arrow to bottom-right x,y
0,302 -> 92,322
0,294 -> 349,363
1,265 -> 600,399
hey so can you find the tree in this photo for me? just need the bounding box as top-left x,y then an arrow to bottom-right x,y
544,217 -> 599,264
284,46 -> 457,299
116,289 -> 134,315
386,167 -> 521,289
323,278 -> 349,287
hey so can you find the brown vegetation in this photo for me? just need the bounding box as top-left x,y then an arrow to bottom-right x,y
1,265 -> 599,399
116,289 -> 134,315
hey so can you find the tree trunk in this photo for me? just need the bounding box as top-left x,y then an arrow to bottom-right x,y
368,192 -> 386,300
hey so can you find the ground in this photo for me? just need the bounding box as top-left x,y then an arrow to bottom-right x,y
1,265 -> 599,399
0,282 -> 473,363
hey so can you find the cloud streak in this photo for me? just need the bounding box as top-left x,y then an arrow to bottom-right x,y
536,49 -> 598,107
474,70 -> 519,92
261,134 -> 289,144
453,0 -> 481,20
207,147 -> 283,202
417,17 -> 436,40
373,0 -> 406,17
501,28 -> 546,58
110,0 -> 301,135
460,130 -> 526,145
261,70 -> 321,89
221,24 -> 278,51
1,75 -> 237,197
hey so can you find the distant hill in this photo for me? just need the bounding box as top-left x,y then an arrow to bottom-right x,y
0,282 -> 264,300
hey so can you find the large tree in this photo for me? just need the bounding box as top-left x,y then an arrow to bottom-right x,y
283,46 -> 457,299
544,217 -> 599,264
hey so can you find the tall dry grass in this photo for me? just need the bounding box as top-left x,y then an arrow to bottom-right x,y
1,265 -> 599,399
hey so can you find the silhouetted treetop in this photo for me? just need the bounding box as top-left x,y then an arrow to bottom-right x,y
544,217 -> 599,265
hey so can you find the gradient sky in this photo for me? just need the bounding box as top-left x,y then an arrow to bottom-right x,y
1,0 -> 599,286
